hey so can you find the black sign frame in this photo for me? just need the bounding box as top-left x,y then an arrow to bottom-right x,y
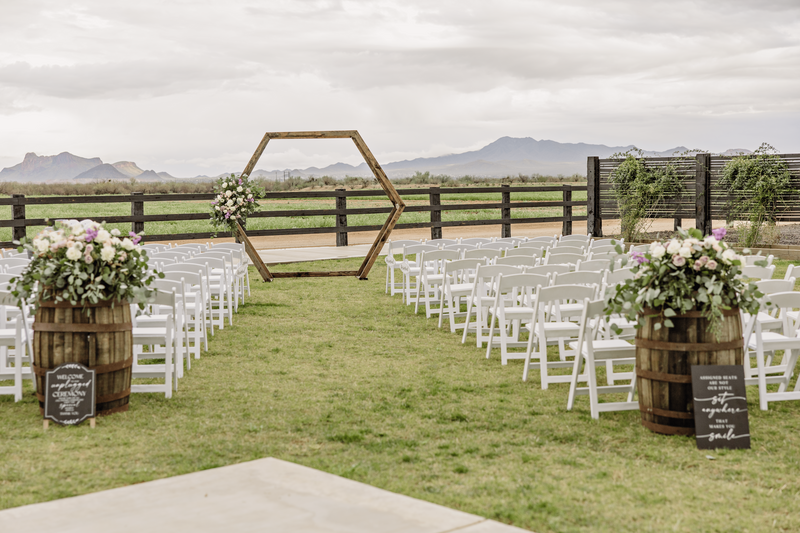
691,364 -> 750,450
44,362 -> 96,426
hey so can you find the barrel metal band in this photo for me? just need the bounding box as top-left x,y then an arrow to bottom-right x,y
640,418 -> 695,436
635,337 -> 741,352
96,388 -> 131,404
639,405 -> 694,419
636,367 -> 693,384
641,307 -> 739,318
32,356 -> 133,377
38,299 -> 129,308
33,322 -> 132,333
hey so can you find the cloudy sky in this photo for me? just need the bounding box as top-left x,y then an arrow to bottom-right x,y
1,0 -> 799,176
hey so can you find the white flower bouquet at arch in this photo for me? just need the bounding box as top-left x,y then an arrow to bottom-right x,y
210,173 -> 263,235
11,219 -> 159,308
606,227 -> 763,337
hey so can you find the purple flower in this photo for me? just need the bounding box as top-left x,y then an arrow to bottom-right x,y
224,213 -> 230,219
85,228 -> 98,242
630,251 -> 648,264
712,227 -> 727,240
238,178 -> 243,185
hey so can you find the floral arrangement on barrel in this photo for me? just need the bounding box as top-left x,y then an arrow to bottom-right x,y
11,219 -> 160,308
606,227 -> 763,337
210,173 -> 263,236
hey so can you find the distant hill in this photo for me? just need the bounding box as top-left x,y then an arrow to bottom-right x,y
112,161 -> 144,177
74,164 -> 129,182
252,137 -> 691,179
0,152 -> 102,182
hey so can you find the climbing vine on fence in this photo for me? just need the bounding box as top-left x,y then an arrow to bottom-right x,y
718,143 -> 792,248
608,148 -> 686,242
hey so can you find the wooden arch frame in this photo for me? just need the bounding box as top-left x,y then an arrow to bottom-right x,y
237,131 -> 405,281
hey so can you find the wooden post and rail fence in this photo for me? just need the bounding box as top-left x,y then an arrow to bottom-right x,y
586,152 -> 800,237
0,184 -> 586,248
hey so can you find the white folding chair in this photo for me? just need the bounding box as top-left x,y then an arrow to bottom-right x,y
185,257 -> 233,329
527,264 -> 570,277
438,258 -> 485,332
484,273 -> 549,364
743,254 -> 774,267
460,238 -> 493,246
559,235 -> 591,244
383,240 -> 421,295
523,284 -> 597,389
522,236 -> 556,248
743,292 -> 800,410
494,237 -> 526,247
0,291 -> 33,402
414,250 -> 460,317
131,289 -> 179,398
740,265 -> 776,281
575,259 -> 611,272
425,238 -> 459,248
212,243 -> 252,297
399,244 -> 439,305
566,298 -> 638,419
160,271 -> 207,359
198,251 -> 242,311
464,248 -> 503,264
505,247 -> 544,260
495,255 -> 538,268
461,264 -> 524,348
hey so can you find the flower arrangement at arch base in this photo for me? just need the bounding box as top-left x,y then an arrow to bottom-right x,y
210,174 -> 264,236
606,227 -> 763,337
11,219 -> 160,308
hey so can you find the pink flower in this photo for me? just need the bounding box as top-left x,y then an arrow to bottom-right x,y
699,255 -> 709,264
672,255 -> 686,267
693,260 -> 703,271
85,244 -> 94,253
84,254 -> 93,264
706,260 -> 718,270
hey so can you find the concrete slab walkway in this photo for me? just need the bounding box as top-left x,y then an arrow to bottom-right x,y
0,458 -> 529,533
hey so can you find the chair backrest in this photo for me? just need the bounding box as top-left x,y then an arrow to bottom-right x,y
588,252 -> 626,262
142,244 -> 170,253
589,238 -> 619,249
0,258 -> 30,268
559,235 -> 591,243
495,273 -> 550,305
524,236 -> 557,246
743,254 -> 774,267
495,255 -> 538,268
519,241 -> 551,251
442,258 -> 485,284
479,242 -> 512,251
552,271 -> 604,288
403,244 -> 439,261
575,259 -> 611,272
535,284 -> 597,309
425,239 -> 459,248
443,244 -> 477,255
545,252 -> 584,265
161,269 -> 203,288
150,251 -> 192,262
550,243 -> 585,253
174,243 -> 209,254
463,248 -> 503,262
460,238 -> 493,246
627,244 -> 649,253
420,250 -> 460,266
740,264 -> 776,280
4,265 -> 27,275
588,245 -> 616,254
755,279 -> 794,295
604,268 -> 635,286
505,247 -> 544,259
385,240 -> 422,259
495,237 -> 526,246
785,264 -> 796,283
211,243 -> 245,252
528,264 -> 570,276
474,264 -> 524,284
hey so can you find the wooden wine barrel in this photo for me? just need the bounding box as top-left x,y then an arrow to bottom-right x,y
32,299 -> 133,416
636,308 -> 743,435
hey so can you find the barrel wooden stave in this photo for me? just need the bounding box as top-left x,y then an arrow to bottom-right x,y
34,299 -> 132,416
636,308 -> 743,435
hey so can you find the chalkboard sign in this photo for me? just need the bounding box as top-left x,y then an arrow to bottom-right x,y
691,365 -> 750,450
44,363 -> 96,426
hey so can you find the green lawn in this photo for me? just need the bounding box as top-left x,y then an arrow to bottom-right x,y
1,257 -> 798,532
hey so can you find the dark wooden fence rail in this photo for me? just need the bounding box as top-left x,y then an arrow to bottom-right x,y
587,153 -> 800,237
0,185 -> 587,248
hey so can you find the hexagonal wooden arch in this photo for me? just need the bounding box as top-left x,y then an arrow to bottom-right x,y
236,131 -> 405,281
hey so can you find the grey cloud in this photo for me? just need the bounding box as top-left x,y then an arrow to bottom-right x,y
0,60 -> 249,99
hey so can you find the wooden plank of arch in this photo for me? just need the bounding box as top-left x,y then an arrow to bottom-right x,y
234,221 -> 273,282
239,130 -> 405,280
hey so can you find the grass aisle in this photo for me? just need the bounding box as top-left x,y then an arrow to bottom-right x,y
2,257 -> 799,532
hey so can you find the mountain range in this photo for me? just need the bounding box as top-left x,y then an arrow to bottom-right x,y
0,138 -> 756,183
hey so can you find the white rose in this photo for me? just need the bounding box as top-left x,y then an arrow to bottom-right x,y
703,235 -> 717,247
100,246 -> 116,262
96,229 -> 111,243
121,238 -> 135,250
111,229 -> 121,236
721,249 -> 737,263
666,240 -> 681,254
237,198 -> 243,204
651,244 -> 665,258
66,246 -> 82,261
222,181 -> 227,188
237,186 -> 243,192
215,206 -> 220,211
35,238 -> 50,252
225,190 -> 232,197
111,237 -> 121,245
679,247 -> 692,258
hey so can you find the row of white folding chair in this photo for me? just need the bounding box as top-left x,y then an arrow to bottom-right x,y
130,288 -> 181,398
0,257 -> 30,273
211,243 -> 251,300
0,290 -> 34,402
742,291 -> 800,411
